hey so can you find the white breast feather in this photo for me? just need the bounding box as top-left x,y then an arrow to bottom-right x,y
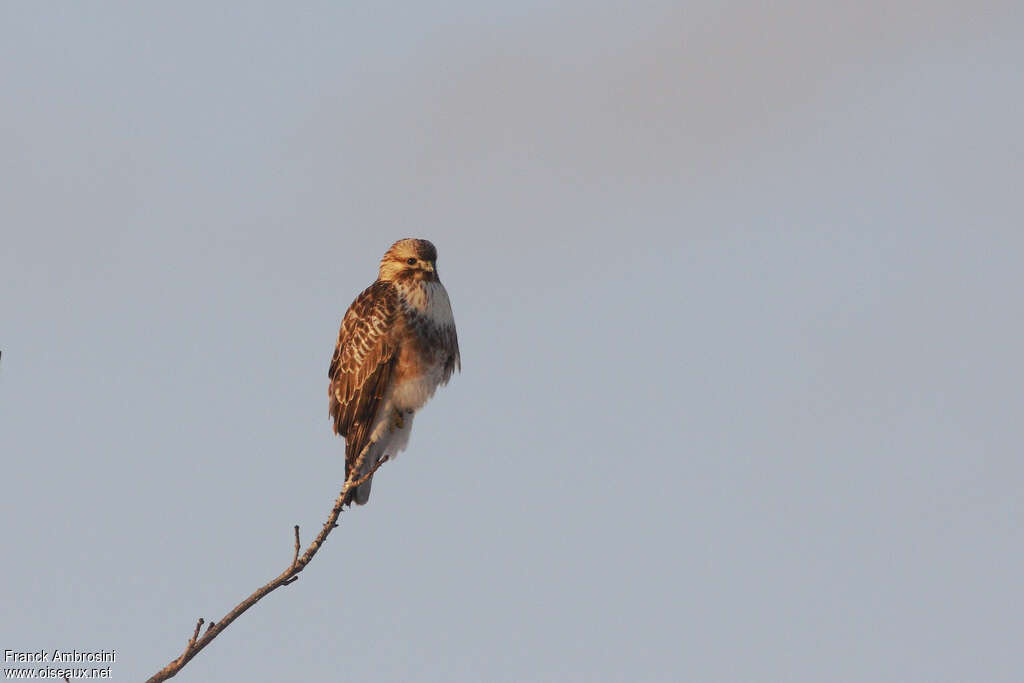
403,281 -> 455,326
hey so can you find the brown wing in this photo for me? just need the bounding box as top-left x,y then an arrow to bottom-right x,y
441,323 -> 461,384
328,281 -> 399,483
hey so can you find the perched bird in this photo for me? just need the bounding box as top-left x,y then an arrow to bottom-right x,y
329,238 -> 460,505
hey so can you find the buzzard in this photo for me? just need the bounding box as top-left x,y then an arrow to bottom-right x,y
328,238 -> 460,505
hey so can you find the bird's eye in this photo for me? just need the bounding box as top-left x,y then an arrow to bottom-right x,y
406,257 -> 417,265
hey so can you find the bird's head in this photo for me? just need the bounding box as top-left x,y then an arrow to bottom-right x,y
378,238 -> 440,282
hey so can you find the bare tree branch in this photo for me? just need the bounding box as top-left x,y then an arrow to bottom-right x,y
144,457 -> 388,683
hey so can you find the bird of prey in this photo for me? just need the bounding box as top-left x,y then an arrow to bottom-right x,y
328,238 -> 460,505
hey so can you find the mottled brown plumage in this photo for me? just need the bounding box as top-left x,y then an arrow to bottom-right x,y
328,239 -> 460,504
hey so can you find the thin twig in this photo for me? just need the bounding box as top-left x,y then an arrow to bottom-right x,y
144,456 -> 388,683
183,619 -> 203,658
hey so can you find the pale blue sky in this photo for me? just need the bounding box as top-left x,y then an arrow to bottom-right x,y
2,2 -> 1023,681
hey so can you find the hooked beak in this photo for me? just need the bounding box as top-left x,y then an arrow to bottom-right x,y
421,260 -> 435,272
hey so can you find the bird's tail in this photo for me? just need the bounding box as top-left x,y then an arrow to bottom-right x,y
344,440 -> 383,506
